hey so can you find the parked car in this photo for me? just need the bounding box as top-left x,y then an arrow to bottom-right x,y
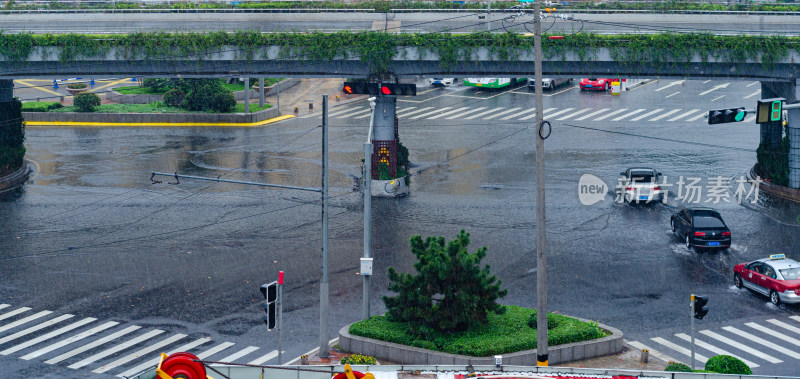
428,78 -> 457,87
579,78 -> 619,91
527,78 -> 573,90
734,254 -> 800,305
670,207 -> 731,250
619,167 -> 663,204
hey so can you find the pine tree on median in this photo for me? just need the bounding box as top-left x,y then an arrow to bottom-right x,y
383,230 -> 508,334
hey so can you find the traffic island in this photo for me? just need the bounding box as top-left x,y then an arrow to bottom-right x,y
338,309 -> 623,366
21,107 -> 288,127
750,166 -> 800,203
371,176 -> 409,198
0,159 -> 32,192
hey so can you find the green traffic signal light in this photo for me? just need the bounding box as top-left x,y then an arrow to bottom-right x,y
735,110 -> 746,122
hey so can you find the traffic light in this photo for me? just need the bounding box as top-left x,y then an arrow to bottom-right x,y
693,294 -> 709,320
756,98 -> 785,124
707,108 -> 746,124
342,82 -> 416,96
260,281 -> 277,330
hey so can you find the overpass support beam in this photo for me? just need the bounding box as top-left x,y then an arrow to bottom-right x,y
371,94 -> 397,178
788,80 -> 800,188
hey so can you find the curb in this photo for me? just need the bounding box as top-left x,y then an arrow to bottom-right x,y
0,160 -> 32,192
749,165 -> 800,203
339,317 -> 623,366
25,114 -> 295,128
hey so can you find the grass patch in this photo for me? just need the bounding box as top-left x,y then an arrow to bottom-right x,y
51,102 -> 271,114
113,85 -> 162,95
349,306 -> 608,357
21,101 -> 62,112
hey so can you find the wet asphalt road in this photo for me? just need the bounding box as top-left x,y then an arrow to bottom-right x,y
1,78 -> 800,377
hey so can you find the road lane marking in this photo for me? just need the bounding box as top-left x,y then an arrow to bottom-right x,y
746,322 -> 800,347
524,108 -> 573,121
445,107 -> 487,120
116,337 -> 213,378
665,91 -> 680,99
767,319 -> 800,335
426,107 -> 470,120
594,109 -> 628,121
483,107 -> 521,120
335,108 -> 371,119
248,349 -> 284,365
464,107 -> 505,120
1,317 -> 95,355
394,107 -> 419,116
0,305 -> 8,311
745,90 -> 762,99
219,346 -> 259,363
0,311 -> 53,334
791,316 -> 800,324
699,83 -> 730,96
557,108 -> 594,121
649,109 -> 682,121
409,107 -> 453,120
21,321 -> 118,360
747,81 -> 759,87
687,111 -> 709,122
574,108 -> 610,121
612,109 -> 646,121
674,333 -> 759,368
397,107 -> 435,119
702,80 -> 712,84
92,333 -> 186,374
45,325 -> 141,364
699,330 -> 782,363
68,329 -> 164,369
668,109 -> 702,122
651,337 -> 708,363
630,109 -> 663,121
196,341 -> 235,359
711,95 -> 725,102
654,80 -> 684,92
625,340 -> 679,364
501,108 -> 537,120
315,107 -> 357,118
0,314 -> 73,346
722,326 -> 800,359
0,307 -> 31,322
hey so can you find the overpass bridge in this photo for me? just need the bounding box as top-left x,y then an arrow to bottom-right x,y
1,31 -> 799,188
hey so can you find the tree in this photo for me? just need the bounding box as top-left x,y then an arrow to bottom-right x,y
383,230 -> 508,333
74,92 -> 101,112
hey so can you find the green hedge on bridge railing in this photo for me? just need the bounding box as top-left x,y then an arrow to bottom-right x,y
0,32 -> 796,73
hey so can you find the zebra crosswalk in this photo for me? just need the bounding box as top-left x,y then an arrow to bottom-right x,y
301,105 -> 719,124
0,303 -> 283,377
638,316 -> 800,370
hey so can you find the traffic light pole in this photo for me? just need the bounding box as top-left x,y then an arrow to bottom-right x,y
278,271 -> 284,364
534,0 -> 549,367
320,95 -> 330,359
690,294 -> 696,370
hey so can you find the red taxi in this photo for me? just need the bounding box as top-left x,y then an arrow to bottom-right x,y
733,254 -> 800,305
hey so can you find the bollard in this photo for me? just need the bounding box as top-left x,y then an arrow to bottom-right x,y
53,80 -> 58,89
59,96 -> 65,104
336,95 -> 340,101
640,349 -> 649,364
300,355 -> 309,365
309,102 -> 313,110
294,107 -> 299,114
90,78 -> 95,86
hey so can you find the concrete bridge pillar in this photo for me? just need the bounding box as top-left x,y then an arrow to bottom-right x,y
371,94 -> 397,178
788,80 -> 800,189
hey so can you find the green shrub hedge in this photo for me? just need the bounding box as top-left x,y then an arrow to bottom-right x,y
74,92 -> 101,112
527,311 -> 560,330
705,355 -> 752,375
664,362 -> 693,372
349,306 -> 607,357
21,101 -> 62,112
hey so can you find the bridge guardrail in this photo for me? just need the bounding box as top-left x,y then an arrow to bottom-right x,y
3,8 -> 800,16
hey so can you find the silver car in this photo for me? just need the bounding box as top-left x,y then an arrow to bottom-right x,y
619,167 -> 664,204
528,77 -> 572,90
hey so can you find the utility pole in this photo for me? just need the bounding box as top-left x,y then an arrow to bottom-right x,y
278,271 -> 284,364
259,78 -> 265,108
487,0 -> 492,32
534,0 -> 549,368
319,94 -> 330,359
690,295 -> 696,370
363,99 -> 375,320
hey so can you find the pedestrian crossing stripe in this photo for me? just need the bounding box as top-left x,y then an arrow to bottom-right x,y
0,317 -> 96,356
21,321 -> 118,360
116,337 -> 213,378
722,326 -> 800,359
219,346 -> 260,363
556,108 -> 593,121
746,322 -> 800,347
45,325 -> 142,364
651,337 -> 709,363
673,333 -> 759,368
699,330 -> 782,363
68,329 -> 166,369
